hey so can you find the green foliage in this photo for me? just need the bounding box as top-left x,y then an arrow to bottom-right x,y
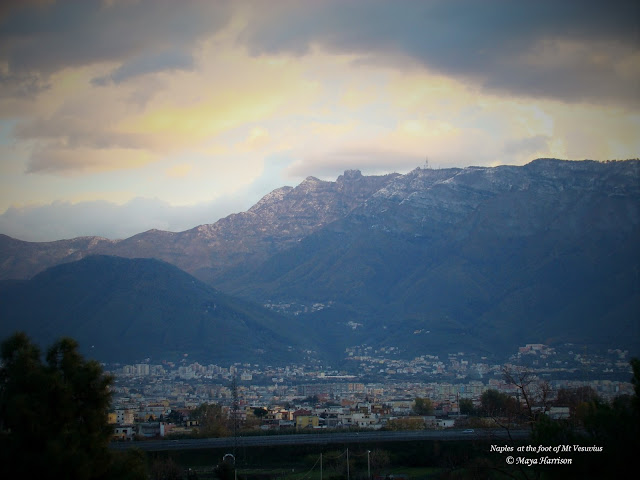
458,398 -> 475,415
528,358 -> 640,479
109,449 -> 149,480
151,457 -> 183,480
479,389 -> 519,418
190,402 -> 230,437
167,409 -> 184,424
369,448 -> 391,475
253,406 -> 268,418
530,415 -> 581,450
302,394 -> 320,405
631,357 -> 640,414
413,396 -> 433,415
555,385 -> 599,421
213,459 -> 235,480
386,417 -> 425,431
0,332 -> 147,479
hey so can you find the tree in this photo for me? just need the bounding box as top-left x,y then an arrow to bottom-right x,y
480,389 -> 518,418
150,457 -> 183,480
529,358 -> 640,479
302,395 -> 320,405
253,406 -> 268,418
555,385 -> 599,423
502,365 -> 551,428
369,449 -> 391,476
459,398 -> 475,415
213,458 -> 235,480
413,397 -> 433,415
167,409 -> 184,425
110,449 -> 149,480
190,402 -> 230,437
631,357 -> 640,414
386,417 -> 424,430
0,332 -> 146,479
556,385 -> 599,407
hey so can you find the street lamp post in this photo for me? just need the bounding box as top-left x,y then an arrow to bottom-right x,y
346,448 -> 350,480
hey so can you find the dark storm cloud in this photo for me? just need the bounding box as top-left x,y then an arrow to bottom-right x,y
0,72 -> 50,99
2,1 -> 635,104
0,0 -> 232,81
239,0 -> 639,105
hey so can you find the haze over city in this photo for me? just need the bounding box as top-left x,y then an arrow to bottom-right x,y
1,0 -> 638,241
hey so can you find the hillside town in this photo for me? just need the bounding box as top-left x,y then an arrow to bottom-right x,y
107,343 -> 635,441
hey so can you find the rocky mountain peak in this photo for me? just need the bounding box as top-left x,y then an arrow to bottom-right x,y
1,159 -> 638,362
301,175 -> 323,185
248,186 -> 294,214
3,159 -> 637,288
337,169 -> 363,182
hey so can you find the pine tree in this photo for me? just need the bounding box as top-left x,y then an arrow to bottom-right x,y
0,332 -> 145,479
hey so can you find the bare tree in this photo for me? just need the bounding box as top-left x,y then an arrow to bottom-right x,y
502,365 -> 551,429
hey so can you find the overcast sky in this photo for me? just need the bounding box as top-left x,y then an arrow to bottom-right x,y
1,0 -> 638,241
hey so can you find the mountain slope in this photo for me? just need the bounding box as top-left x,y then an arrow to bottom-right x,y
0,234 -> 116,280
0,255 -> 309,364
1,159 -> 638,362
0,170 -> 398,282
217,159 -> 640,358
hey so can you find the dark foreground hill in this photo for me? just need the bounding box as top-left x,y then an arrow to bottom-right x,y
0,255 -> 308,364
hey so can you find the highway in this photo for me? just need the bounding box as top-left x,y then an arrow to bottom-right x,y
109,429 -> 531,452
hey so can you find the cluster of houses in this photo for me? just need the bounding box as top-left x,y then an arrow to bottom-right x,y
110,400 -> 459,441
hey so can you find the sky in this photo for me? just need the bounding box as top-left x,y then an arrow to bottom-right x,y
0,0 -> 638,241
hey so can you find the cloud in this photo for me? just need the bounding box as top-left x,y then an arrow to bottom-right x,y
0,0 -> 637,243
0,0 -> 53,21
2,1 -> 637,109
0,0 -> 232,79
2,19 -> 320,177
26,146 -> 156,175
245,127 -> 270,150
502,135 -> 551,157
165,163 -> 193,178
14,115 -> 145,150
239,0 -> 640,106
286,147 -> 421,179
91,50 -> 196,85
0,72 -> 50,99
0,195 -> 248,242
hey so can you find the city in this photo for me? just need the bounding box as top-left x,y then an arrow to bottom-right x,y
107,343 -> 635,440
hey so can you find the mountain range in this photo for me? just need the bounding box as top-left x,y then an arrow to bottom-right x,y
0,255 -> 309,363
1,158 -> 639,364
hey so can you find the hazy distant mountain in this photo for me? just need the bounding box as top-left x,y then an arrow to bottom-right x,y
0,169 -> 398,282
1,159 -> 639,362
0,255 -> 308,364
0,234 -> 116,281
